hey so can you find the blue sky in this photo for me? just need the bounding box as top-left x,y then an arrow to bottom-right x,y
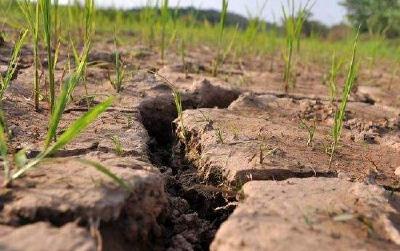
62,0 -> 347,26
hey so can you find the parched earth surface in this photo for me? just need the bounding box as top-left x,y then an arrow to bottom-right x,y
0,33 -> 399,251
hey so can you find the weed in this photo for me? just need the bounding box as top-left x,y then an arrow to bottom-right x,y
329,30 -> 360,166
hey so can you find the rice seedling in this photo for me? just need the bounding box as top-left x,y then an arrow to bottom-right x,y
282,0 -> 313,92
329,30 -> 359,166
139,0 -> 158,47
0,30 -> 28,100
84,0 -> 95,43
215,128 -> 224,144
40,0 -> 56,112
326,53 -> 343,102
168,1 -> 181,45
300,119 -> 316,147
18,0 -> 41,111
111,135 -> 123,156
160,0 -> 170,62
45,43 -> 91,147
212,0 -> 229,77
244,0 -> 268,50
53,0 -> 60,47
108,35 -> 125,93
150,71 -> 187,139
2,96 -> 114,186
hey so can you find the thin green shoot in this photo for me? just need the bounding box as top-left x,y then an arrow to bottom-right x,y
0,30 -> 28,100
212,0 -> 228,77
18,0 -> 41,111
329,30 -> 360,167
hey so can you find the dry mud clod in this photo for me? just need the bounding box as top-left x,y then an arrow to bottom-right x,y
211,178 -> 400,251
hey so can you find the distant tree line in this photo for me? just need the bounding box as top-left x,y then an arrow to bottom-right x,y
341,0 -> 400,38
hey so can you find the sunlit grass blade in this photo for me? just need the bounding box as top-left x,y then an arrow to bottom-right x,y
78,158 -> 131,191
12,96 -> 114,180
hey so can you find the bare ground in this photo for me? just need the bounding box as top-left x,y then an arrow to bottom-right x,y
0,36 -> 399,250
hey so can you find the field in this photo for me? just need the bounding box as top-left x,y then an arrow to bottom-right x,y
0,0 -> 400,250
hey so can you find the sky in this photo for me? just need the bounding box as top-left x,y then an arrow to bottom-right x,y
61,0 -> 347,26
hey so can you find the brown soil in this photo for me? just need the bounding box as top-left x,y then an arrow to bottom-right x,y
0,33 -> 399,250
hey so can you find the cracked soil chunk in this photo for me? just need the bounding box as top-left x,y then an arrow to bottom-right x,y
211,178 -> 400,251
0,152 -> 166,231
0,222 -> 96,251
176,94 -> 400,187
